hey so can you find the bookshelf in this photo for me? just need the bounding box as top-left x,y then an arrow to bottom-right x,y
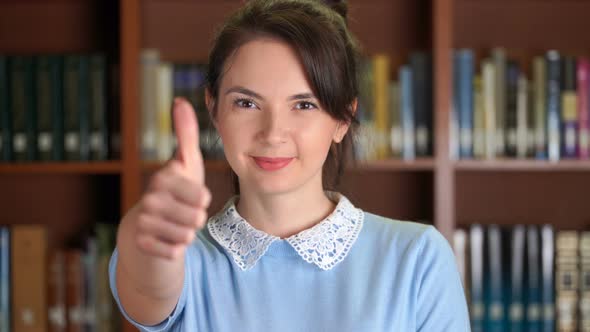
1,0 -> 589,331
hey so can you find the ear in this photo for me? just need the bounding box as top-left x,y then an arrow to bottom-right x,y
205,88 -> 218,129
332,98 -> 357,143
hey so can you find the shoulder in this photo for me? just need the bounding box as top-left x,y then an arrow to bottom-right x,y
358,212 -> 453,262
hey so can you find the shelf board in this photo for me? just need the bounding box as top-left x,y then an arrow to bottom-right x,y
0,161 -> 122,175
352,158 -> 435,171
143,158 -> 436,173
142,159 -> 231,173
455,159 -> 590,172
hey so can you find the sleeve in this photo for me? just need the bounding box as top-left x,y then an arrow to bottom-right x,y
415,226 -> 471,332
108,248 -> 190,332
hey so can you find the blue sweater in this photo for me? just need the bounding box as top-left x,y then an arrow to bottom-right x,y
110,195 -> 470,332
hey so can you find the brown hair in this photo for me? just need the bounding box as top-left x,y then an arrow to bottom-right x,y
206,0 -> 360,194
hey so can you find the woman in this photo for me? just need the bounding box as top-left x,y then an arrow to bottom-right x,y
109,0 -> 471,331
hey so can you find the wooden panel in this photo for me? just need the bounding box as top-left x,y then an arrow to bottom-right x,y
0,162 -> 122,175
142,0 -> 431,62
141,167 -> 433,224
0,0 -> 116,53
0,174 -> 120,249
456,172 -> 590,230
454,0 -> 590,50
341,170 -> 433,223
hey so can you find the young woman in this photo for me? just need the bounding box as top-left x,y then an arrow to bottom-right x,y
109,0 -> 471,331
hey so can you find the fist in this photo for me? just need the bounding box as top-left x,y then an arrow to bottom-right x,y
134,98 -> 211,259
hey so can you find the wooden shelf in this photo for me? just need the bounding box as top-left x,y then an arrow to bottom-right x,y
353,158 -> 435,171
0,162 -> 122,175
455,159 -> 590,172
142,158 -> 436,173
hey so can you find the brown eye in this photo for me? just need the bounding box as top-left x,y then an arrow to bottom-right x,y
234,98 -> 257,109
295,101 -> 318,111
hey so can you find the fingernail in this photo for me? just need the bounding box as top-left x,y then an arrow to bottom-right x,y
174,97 -> 183,105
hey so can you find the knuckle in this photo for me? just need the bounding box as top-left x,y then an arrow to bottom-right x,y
141,193 -> 161,214
150,172 -> 168,191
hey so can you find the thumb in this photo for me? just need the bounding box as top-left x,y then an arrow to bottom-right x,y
173,98 -> 204,182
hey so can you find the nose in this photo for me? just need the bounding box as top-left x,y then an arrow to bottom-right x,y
257,108 -> 288,145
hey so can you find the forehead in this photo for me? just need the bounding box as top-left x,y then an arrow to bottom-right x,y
220,38 -> 313,95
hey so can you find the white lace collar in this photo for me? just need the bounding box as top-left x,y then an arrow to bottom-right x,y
207,192 -> 364,271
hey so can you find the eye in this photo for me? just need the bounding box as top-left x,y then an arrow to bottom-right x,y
234,98 -> 258,110
295,101 -> 318,111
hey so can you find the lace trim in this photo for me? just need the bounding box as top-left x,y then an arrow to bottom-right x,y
207,192 -> 364,271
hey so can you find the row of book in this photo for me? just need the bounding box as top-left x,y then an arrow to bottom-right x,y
140,49 -> 223,162
0,223 -> 119,332
0,54 -> 120,163
453,224 -> 590,332
355,52 -> 433,161
451,48 -> 590,161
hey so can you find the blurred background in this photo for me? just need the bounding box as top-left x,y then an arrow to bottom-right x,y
0,0 -> 589,331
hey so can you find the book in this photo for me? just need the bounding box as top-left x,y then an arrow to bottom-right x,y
11,225 -> 48,332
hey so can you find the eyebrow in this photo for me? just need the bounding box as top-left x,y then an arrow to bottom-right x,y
224,86 -> 316,101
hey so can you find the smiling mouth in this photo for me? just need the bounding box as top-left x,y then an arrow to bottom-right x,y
252,156 -> 294,171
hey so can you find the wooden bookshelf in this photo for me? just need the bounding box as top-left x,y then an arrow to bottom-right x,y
0,162 -> 122,174
3,0 -> 590,331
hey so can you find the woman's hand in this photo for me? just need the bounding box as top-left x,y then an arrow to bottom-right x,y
131,98 -> 211,259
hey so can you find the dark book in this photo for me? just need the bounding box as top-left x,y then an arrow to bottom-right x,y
10,56 -> 37,162
36,56 -> 65,161
0,56 -> 11,162
89,54 -> 108,161
410,52 -> 433,157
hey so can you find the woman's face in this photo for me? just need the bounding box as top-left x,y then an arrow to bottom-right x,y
208,38 -> 350,196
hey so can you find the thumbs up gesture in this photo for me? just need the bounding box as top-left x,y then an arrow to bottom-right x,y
133,98 -> 212,259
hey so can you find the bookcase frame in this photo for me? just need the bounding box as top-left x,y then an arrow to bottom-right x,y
2,1 -> 590,331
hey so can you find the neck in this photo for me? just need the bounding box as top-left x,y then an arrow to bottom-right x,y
235,178 -> 336,239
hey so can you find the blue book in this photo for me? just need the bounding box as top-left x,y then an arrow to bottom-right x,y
546,51 -> 561,162
486,225 -> 506,332
510,226 -> 526,332
526,226 -> 542,332
399,65 -> 415,161
540,225 -> 555,332
470,225 -> 485,332
0,227 -> 10,332
456,49 -> 474,159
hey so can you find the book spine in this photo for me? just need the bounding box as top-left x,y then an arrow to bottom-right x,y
473,74 -> 485,159
470,225 -> 485,332
0,56 -> 10,162
64,56 -> 81,161
482,59 -> 497,160
49,56 -> 65,161
506,61 -> 519,158
373,54 -> 391,159
89,54 -> 108,161
458,49 -> 474,159
561,56 -> 578,159
546,50 -> 562,162
389,81 -> 403,158
526,226 -> 542,331
140,49 -> 160,161
510,225 -> 526,332
577,58 -> 590,159
492,48 -> 507,156
11,225 -> 48,332
411,52 -> 432,157
0,227 -> 10,332
533,56 -> 548,160
400,65 -> 415,161
79,56 -> 90,161
36,56 -> 54,161
487,225 -> 506,332
156,62 -> 174,162
541,225 -> 555,332
516,74 -> 529,159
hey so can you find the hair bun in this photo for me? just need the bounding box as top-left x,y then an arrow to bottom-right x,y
323,0 -> 348,20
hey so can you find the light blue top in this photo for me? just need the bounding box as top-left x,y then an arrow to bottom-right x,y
109,192 -> 471,331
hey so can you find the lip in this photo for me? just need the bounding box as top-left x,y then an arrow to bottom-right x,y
252,156 -> 294,171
